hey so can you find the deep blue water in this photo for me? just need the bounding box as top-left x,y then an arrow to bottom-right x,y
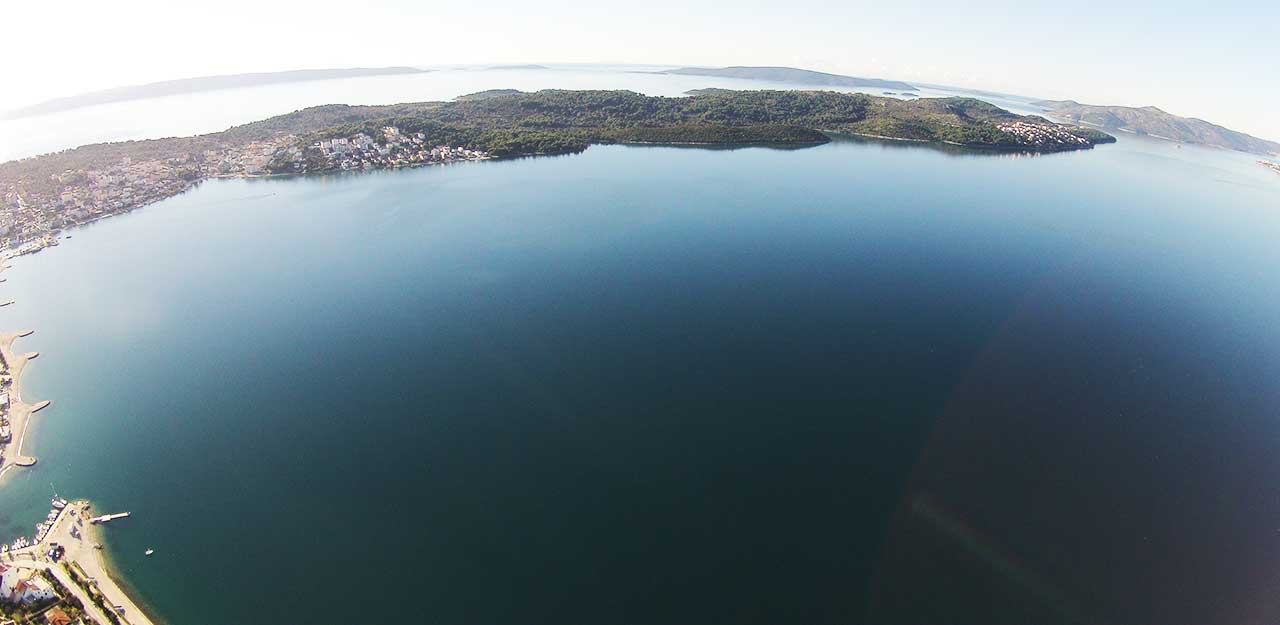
1,136 -> 1279,625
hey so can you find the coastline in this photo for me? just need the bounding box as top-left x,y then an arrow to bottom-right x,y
0,260 -> 46,483
3,500 -> 160,625
0,259 -> 162,625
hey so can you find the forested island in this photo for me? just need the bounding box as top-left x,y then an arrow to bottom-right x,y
0,89 -> 1113,254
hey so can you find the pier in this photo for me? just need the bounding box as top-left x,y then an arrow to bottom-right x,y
89,512 -> 131,525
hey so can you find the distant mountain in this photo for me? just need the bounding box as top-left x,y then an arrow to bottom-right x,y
661,66 -> 915,91
2,67 -> 431,120
1034,100 -> 1280,155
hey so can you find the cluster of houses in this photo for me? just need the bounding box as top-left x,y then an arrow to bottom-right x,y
0,125 -> 491,257
0,563 -> 81,625
297,126 -> 491,173
0,153 -> 205,255
203,138 -> 301,177
997,121 -> 1091,147
0,187 -> 63,256
0,134 -> 300,256
1259,160 -> 1280,175
0,563 -> 56,606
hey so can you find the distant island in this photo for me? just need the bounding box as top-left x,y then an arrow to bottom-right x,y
1035,100 -> 1280,156
661,66 -> 916,91
1,67 -> 431,120
484,64 -> 551,70
0,89 -> 1113,255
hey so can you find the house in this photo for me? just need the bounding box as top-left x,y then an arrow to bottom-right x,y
44,607 -> 73,625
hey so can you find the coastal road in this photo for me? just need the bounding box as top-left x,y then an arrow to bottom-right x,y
6,553 -> 116,625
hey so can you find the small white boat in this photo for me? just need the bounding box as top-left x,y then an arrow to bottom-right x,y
144,549 -> 154,556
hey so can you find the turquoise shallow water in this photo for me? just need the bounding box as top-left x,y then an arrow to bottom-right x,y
0,135 -> 1279,625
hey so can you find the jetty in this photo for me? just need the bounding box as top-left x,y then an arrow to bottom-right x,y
0,329 -> 48,483
89,512 -> 131,525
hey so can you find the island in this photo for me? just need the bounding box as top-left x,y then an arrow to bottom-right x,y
484,64 -> 551,70
0,89 -> 1115,256
1034,100 -> 1280,155
660,66 -> 916,91
1,67 -> 431,120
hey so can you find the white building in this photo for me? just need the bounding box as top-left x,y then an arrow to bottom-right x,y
0,564 -> 56,604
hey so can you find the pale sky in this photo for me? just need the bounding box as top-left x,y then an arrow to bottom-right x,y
4,0 -> 1278,140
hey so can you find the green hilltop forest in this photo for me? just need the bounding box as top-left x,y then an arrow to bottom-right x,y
266,89 -> 1114,157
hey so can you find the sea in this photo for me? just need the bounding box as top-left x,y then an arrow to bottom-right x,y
0,65 -> 1278,625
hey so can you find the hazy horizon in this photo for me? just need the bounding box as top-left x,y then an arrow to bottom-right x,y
3,0 -> 1277,142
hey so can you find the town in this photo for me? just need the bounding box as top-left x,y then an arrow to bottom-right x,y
292,127 -> 492,174
997,120 -> 1092,148
0,126 -> 491,256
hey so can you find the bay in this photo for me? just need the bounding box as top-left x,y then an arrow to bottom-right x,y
0,132 -> 1278,624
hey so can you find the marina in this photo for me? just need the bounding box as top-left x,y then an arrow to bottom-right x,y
1,498 -> 156,625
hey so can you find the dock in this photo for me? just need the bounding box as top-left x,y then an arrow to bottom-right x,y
88,512 -> 131,525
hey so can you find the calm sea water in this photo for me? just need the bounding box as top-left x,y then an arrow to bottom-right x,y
1,117 -> 1280,624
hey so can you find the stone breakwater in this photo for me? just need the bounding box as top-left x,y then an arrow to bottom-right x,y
0,260 -> 48,483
